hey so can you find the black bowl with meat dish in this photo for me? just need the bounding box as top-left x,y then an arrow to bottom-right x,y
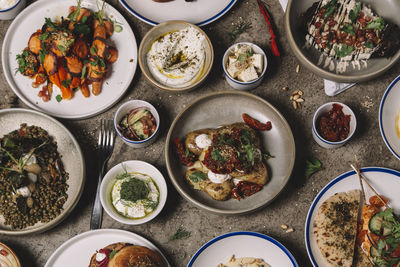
285,0 -> 400,82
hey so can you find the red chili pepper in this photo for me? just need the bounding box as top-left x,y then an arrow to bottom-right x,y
256,0 -> 280,57
173,138 -> 195,166
242,113 -> 272,131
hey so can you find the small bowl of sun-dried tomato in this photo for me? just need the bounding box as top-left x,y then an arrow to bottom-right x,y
312,102 -> 357,149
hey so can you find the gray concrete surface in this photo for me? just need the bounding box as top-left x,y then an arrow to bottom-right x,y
0,0 -> 399,266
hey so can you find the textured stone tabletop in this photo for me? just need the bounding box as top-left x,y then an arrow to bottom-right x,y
0,0 -> 399,266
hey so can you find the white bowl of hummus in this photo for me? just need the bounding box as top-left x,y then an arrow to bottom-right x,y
100,160 -> 168,225
139,20 -> 214,92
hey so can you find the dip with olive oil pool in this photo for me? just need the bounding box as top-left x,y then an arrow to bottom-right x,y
146,26 -> 206,88
111,172 -> 159,219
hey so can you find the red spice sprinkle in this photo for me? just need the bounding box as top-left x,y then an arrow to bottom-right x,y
317,103 -> 351,142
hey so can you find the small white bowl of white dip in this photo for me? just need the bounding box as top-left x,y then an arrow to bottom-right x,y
100,160 -> 167,225
138,20 -> 214,92
0,0 -> 26,20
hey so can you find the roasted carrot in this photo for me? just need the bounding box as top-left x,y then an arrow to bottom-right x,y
104,20 -> 114,37
35,65 -> 47,85
106,47 -> 118,64
91,81 -> 102,96
91,39 -> 107,58
57,63 -> 73,100
80,82 -> 90,97
70,77 -> 81,89
28,31 -> 42,55
93,24 -> 106,39
65,55 -> 83,76
43,52 -> 58,75
72,39 -> 88,59
48,73 -> 61,90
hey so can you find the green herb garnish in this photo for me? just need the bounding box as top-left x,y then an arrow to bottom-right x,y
68,0 -> 82,22
349,2 -> 361,23
37,32 -> 49,41
211,149 -> 224,161
61,79 -> 71,88
263,152 -> 275,160
189,171 -> 207,183
228,21 -> 252,41
171,227 -> 191,240
305,158 -> 323,179
365,42 -> 374,49
81,65 -> 87,79
342,23 -> 355,35
237,54 -> 245,62
334,44 -> 354,58
73,23 -> 91,35
56,95 -> 62,102
38,50 -> 45,64
366,17 -> 385,30
120,177 -> 149,202
109,250 -> 117,259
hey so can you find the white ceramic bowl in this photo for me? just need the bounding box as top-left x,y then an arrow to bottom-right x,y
100,160 -> 167,225
0,0 -> 26,20
222,42 -> 268,91
138,20 -> 214,92
312,102 -> 357,149
114,100 -> 160,148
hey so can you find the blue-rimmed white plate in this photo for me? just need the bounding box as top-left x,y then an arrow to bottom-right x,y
188,231 -> 298,267
380,75 -> 400,160
119,0 -> 236,26
305,167 -> 400,266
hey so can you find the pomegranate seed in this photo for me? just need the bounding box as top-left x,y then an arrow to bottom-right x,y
315,22 -> 322,28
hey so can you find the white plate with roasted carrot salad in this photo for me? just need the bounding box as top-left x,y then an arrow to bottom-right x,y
1,0 -> 137,119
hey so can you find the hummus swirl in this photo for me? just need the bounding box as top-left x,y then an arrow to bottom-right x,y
146,26 -> 206,88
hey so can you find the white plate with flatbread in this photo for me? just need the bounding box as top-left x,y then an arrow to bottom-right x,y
305,167 -> 400,266
1,0 -> 137,119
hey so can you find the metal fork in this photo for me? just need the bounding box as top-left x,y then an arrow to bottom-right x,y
90,119 -> 115,230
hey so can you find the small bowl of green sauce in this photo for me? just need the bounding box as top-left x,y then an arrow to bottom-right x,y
100,160 -> 167,225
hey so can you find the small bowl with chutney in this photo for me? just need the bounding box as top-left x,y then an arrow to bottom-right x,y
312,102 -> 357,149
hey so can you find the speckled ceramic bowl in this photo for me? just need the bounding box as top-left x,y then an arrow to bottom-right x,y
285,0 -> 400,82
165,91 -> 295,215
0,108 -> 85,235
138,20 -> 214,92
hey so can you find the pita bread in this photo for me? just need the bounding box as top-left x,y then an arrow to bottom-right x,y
313,190 -> 360,267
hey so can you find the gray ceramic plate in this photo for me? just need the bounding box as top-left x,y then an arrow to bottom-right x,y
0,108 -> 85,235
165,91 -> 295,215
285,0 -> 400,82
